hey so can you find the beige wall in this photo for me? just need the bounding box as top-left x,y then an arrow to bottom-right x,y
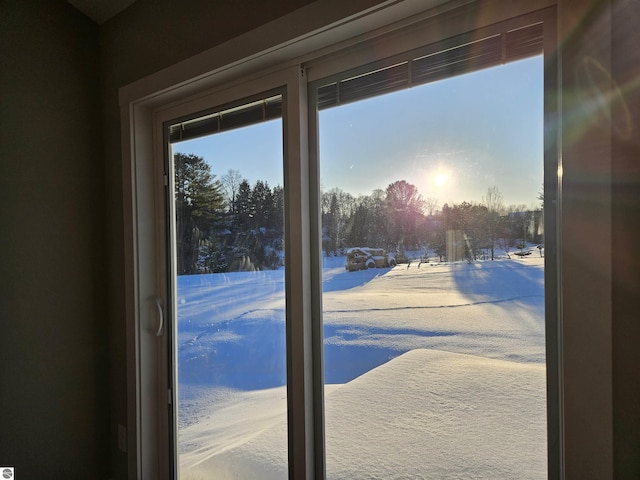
611,0 -> 640,476
558,0 -> 613,476
0,1 -> 108,478
558,1 -> 640,476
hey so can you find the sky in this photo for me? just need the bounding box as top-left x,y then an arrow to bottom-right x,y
173,55 -> 543,209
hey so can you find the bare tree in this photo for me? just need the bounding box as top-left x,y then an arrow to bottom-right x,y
321,187 -> 356,253
220,169 -> 243,214
483,186 -> 504,214
482,186 -> 504,260
385,180 -> 425,249
423,197 -> 440,217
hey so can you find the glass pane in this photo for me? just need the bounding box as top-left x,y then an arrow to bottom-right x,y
319,56 -> 546,479
171,110 -> 288,479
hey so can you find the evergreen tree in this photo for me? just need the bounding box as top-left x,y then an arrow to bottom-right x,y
324,192 -> 339,255
271,185 -> 284,233
251,180 -> 272,230
174,153 -> 225,274
347,203 -> 369,247
235,179 -> 252,230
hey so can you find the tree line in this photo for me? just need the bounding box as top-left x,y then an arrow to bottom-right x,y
175,153 -> 283,274
175,153 -> 543,274
321,183 -> 543,263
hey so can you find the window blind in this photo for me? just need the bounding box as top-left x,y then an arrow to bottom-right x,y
168,94 -> 282,144
317,22 -> 543,110
167,22 -> 543,141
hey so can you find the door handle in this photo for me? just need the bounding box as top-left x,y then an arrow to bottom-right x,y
154,297 -> 164,336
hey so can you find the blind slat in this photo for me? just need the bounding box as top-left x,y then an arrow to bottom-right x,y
412,35 -> 502,86
505,23 -> 544,61
317,22 -> 543,110
339,63 -> 409,105
169,95 -> 282,144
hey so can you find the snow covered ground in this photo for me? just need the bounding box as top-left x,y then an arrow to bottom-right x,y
177,254 -> 547,479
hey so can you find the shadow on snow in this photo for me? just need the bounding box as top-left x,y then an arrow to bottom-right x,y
178,319 -> 448,390
322,266 -> 389,292
177,261 -> 541,392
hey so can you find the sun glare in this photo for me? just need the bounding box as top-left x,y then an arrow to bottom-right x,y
433,172 -> 449,187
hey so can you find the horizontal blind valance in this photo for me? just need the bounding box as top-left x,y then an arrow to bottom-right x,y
168,94 -> 282,144
167,22 -> 543,140
317,22 -> 543,110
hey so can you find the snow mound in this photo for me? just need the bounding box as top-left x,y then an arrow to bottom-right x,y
180,348 -> 546,479
324,348 -> 547,479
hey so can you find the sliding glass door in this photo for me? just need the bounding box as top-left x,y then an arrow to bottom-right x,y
167,94 -> 289,479
311,26 -> 548,479
154,10 -> 557,479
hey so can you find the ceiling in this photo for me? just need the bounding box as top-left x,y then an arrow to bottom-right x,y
67,0 -> 137,24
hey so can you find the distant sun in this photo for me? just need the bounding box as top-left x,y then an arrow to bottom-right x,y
433,173 -> 449,187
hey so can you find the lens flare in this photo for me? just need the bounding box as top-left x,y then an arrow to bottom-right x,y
434,173 -> 449,187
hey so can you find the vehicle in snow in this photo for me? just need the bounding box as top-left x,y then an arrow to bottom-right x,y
345,247 -> 396,271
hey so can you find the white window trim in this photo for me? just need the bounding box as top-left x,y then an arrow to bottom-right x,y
119,0 -> 613,478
